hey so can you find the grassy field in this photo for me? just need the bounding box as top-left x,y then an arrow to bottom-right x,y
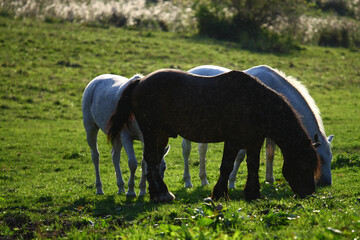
0,16 -> 360,239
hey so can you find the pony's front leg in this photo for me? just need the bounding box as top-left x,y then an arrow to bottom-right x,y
199,143 -> 209,186
182,138 -> 193,188
228,149 -> 246,189
111,139 -> 126,195
121,131 -> 137,198
144,132 -> 175,203
265,138 -> 276,184
211,141 -> 239,201
244,141 -> 264,201
139,146 -> 168,197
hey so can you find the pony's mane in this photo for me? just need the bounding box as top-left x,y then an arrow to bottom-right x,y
263,65 -> 325,137
130,73 -> 143,81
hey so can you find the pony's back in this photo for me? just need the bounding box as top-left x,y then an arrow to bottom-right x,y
246,66 -> 324,136
132,69 -> 299,144
188,65 -> 231,76
82,74 -> 129,133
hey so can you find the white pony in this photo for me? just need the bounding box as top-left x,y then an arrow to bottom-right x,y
82,74 -> 169,197
183,65 -> 334,188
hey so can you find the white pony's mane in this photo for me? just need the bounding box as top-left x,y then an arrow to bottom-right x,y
266,66 -> 326,137
130,73 -> 143,80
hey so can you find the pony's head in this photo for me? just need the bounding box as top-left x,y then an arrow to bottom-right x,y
282,138 -> 321,198
316,134 -> 334,186
143,145 -> 170,179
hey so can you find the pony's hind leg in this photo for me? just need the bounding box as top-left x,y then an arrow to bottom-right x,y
244,140 -> 264,201
111,138 -> 126,195
121,130 -> 137,198
143,131 -> 175,203
265,138 -> 276,184
211,141 -> 239,201
199,143 -> 209,186
85,124 -> 104,195
228,149 -> 246,189
182,139 -> 193,188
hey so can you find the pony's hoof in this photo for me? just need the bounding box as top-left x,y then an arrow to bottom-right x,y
228,181 -> 236,189
96,189 -> 105,195
201,180 -> 210,186
184,182 -> 193,188
153,191 -> 175,203
211,194 -> 230,201
126,191 -> 136,198
265,177 -> 275,184
211,190 -> 230,201
117,189 -> 125,195
139,189 -> 146,196
244,190 -> 261,201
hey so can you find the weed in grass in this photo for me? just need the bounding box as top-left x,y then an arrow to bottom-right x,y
332,153 -> 360,169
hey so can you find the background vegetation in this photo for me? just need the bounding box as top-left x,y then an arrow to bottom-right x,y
0,0 -> 360,239
1,0 -> 360,51
193,0 -> 360,51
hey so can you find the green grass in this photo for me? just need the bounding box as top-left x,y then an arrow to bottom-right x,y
0,17 -> 360,239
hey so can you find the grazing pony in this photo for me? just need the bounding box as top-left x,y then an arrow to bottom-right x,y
182,65 -> 334,189
107,69 -> 321,203
82,74 -> 168,197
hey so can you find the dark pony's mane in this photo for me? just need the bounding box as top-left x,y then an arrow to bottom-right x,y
106,79 -> 141,144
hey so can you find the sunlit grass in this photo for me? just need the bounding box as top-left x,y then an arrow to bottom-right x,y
0,16 -> 359,238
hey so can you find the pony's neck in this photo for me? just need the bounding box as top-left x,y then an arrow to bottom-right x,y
267,101 -> 311,156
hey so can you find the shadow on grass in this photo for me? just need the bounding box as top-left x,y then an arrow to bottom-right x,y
173,180 -> 295,203
172,185 -> 212,204
60,180 -> 296,222
59,186 -> 213,221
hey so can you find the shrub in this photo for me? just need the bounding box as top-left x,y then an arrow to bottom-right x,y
317,20 -> 360,48
312,0 -> 359,19
318,26 -> 350,47
194,0 -> 306,34
194,0 -> 304,52
195,2 -> 235,39
230,0 -> 306,34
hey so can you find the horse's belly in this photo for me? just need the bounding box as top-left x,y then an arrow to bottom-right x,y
173,118 -> 257,146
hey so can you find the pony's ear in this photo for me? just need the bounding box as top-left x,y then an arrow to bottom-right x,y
313,142 -> 321,149
314,134 -> 319,143
310,135 -> 321,149
327,135 -> 334,143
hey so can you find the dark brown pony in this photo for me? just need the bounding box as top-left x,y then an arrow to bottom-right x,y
106,69 -> 321,203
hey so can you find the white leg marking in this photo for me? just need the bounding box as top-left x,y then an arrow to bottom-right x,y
182,139 -> 193,188
229,149 -> 246,189
199,143 -> 209,186
265,138 -> 276,184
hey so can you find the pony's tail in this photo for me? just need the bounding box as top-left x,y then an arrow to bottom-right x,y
106,79 -> 140,145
